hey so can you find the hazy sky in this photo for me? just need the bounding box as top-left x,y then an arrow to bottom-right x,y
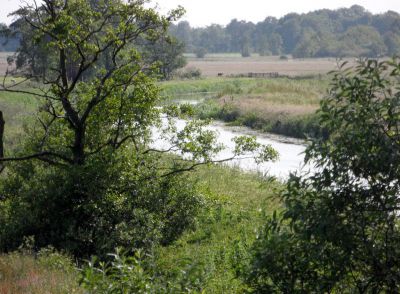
1,0 -> 400,27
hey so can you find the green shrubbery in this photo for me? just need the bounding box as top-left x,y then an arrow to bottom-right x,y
246,59 -> 400,292
194,99 -> 326,139
80,248 -> 210,293
0,150 -> 204,258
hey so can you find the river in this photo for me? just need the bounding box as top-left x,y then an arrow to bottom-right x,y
152,116 -> 312,179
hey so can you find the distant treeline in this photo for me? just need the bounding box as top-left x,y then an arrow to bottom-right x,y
169,5 -> 400,58
0,24 -> 18,52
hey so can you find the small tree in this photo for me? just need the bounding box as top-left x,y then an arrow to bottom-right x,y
247,59 -> 400,292
194,47 -> 207,58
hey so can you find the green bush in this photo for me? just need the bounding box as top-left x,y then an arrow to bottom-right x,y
80,248 -> 209,293
175,67 -> 202,79
0,151 -> 203,258
246,59 -> 400,292
194,47 -> 207,58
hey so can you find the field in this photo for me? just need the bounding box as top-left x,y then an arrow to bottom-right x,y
184,54 -> 354,77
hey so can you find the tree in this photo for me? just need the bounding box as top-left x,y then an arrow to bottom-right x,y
143,35 -> 187,80
340,25 -> 387,57
0,0 -> 184,257
0,0 -> 277,257
247,59 -> 400,292
384,32 -> 400,56
194,47 -> 207,58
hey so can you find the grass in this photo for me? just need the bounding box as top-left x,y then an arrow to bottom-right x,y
155,165 -> 283,293
0,90 -> 38,150
0,249 -> 83,294
162,77 -> 329,138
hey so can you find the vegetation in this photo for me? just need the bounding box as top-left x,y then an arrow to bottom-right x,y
0,247 -> 82,293
0,24 -> 19,52
247,59 -> 400,292
0,164 -> 281,292
162,77 -> 329,138
143,35 -> 187,80
170,5 -> 400,58
0,0 -> 198,258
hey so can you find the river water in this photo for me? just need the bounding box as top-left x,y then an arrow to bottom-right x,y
152,116 -> 312,179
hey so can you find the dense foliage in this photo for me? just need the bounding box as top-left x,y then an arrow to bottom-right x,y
170,5 -> 400,58
247,59 -> 400,292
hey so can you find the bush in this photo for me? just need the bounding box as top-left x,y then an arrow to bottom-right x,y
246,59 -> 400,292
194,47 -> 207,58
175,67 -> 202,79
0,151 -> 203,258
80,248 -> 210,293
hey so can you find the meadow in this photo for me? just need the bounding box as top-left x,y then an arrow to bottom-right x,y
161,76 -> 330,138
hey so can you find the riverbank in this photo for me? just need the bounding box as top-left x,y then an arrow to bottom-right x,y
161,77 -> 329,139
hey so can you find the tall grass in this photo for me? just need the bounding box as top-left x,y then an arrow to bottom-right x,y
0,249 -> 82,294
161,77 -> 329,138
155,165 -> 283,293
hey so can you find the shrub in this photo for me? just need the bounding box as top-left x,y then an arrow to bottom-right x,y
80,248 -> 210,293
0,151 -> 203,258
175,67 -> 202,79
247,59 -> 400,292
194,47 -> 207,58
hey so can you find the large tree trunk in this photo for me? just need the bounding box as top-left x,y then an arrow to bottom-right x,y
72,125 -> 86,165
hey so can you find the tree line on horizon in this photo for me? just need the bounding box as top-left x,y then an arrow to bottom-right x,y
169,5 -> 400,58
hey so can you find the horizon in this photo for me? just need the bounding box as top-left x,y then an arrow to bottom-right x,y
1,0 -> 400,27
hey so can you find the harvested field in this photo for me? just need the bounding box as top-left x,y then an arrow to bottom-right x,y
185,55 -> 355,77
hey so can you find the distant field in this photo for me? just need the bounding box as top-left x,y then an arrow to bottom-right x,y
185,54 -> 355,77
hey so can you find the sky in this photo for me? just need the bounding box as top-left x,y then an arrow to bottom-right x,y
1,0 -> 400,27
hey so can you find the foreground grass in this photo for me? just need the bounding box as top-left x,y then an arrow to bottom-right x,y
0,250 -> 82,294
155,165 -> 283,292
162,77 -> 329,138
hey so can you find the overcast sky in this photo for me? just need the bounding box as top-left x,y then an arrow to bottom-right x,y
1,0 -> 400,27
